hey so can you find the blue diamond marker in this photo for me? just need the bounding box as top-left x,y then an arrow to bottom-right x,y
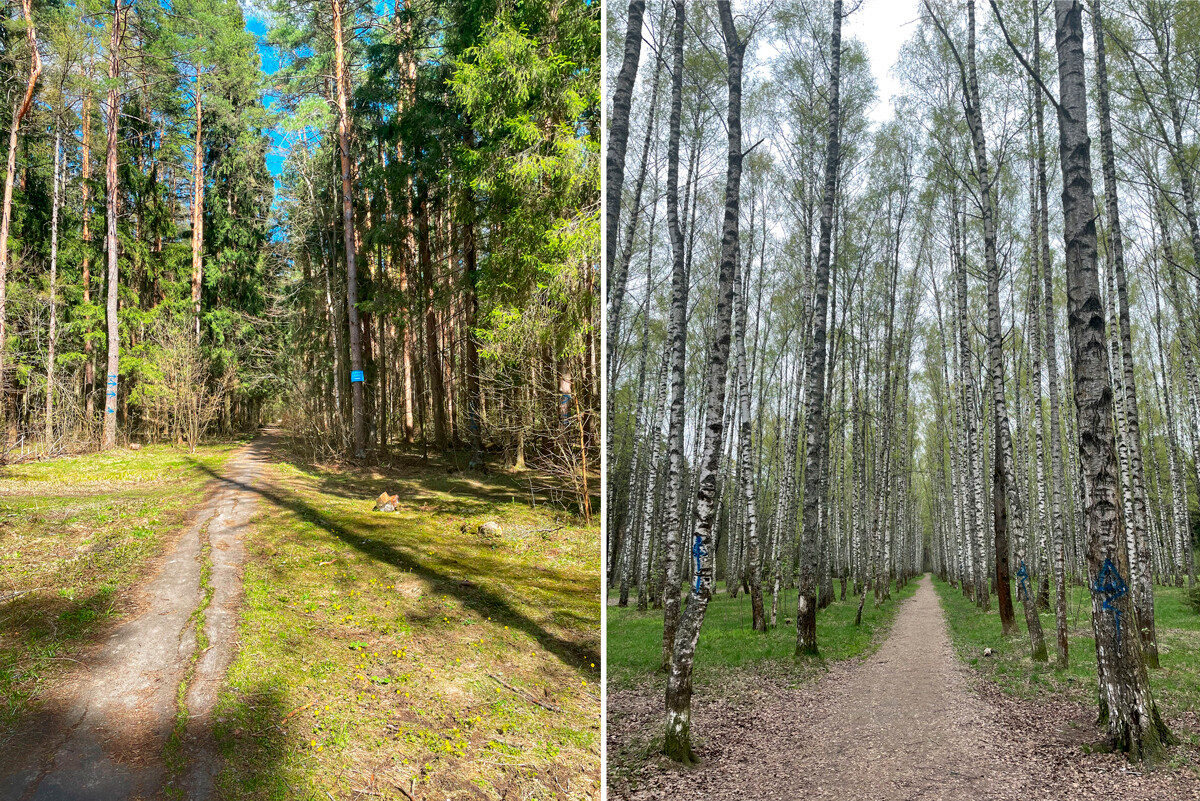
1092,558 -> 1128,651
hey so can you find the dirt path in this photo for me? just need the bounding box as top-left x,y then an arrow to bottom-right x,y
615,574 -> 1200,800
0,437 -> 264,801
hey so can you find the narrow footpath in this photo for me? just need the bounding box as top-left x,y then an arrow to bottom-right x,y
621,575 -> 1199,801
0,437 -> 264,801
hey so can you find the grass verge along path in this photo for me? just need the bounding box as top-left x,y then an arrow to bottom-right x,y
210,440 -> 600,800
934,574 -> 1200,772
0,443 -> 239,731
606,579 -> 919,794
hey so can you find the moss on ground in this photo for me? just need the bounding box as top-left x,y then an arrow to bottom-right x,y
211,445 -> 600,800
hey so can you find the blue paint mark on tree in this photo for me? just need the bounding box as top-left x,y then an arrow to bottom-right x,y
1093,558 -> 1128,652
1016,560 -> 1031,601
351,370 -> 364,383
692,534 -> 707,592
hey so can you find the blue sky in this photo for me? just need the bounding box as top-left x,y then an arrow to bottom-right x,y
246,15 -> 287,178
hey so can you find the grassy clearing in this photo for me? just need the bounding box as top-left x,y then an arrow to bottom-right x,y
0,443 -> 239,731
607,579 -> 920,691
934,575 -> 1200,752
212,445 -> 600,800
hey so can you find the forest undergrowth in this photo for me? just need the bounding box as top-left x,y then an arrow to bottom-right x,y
211,439 -> 600,800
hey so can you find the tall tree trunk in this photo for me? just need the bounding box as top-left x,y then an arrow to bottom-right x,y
45,128 -> 61,447
659,0 -> 688,670
101,0 -> 122,451
795,0 -> 841,657
418,187 -> 446,450
663,0 -> 744,763
333,0 -> 365,458
605,0 -> 645,284
1090,0 -> 1156,668
0,0 -> 41,432
1052,0 -> 1170,759
1030,1 -> 1069,667
464,211 -> 483,468
734,231 -> 765,631
82,90 -> 95,425
191,73 -> 204,343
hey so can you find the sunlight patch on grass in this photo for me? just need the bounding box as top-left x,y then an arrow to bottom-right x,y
214,452 -> 600,800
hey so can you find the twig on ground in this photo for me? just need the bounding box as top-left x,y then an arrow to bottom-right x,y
532,526 -> 563,534
0,588 -> 44,604
280,700 -> 313,725
487,673 -> 562,712
395,783 -> 418,801
45,656 -> 89,669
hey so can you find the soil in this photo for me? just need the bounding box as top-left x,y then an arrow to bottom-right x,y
0,437 -> 265,801
608,574 -> 1200,801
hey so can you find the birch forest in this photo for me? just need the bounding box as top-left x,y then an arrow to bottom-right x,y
0,0 -> 600,490
606,0 -> 1200,766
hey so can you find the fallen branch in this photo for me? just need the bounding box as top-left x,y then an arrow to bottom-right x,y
280,701 -> 313,725
45,656 -> 89,670
0,588 -> 44,604
531,526 -> 563,534
394,783 -> 418,801
487,673 -> 562,713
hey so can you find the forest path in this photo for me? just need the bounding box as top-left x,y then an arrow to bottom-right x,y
0,435 -> 265,801
621,574 -> 1200,800
624,574 -> 1041,800
778,573 -> 1012,798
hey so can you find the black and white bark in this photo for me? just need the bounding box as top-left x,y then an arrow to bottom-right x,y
659,0 -> 688,670
795,0 -> 842,657
663,0 -> 745,762
1051,0 -> 1171,760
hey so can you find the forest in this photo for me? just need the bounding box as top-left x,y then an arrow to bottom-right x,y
0,0 -> 600,488
0,0 -> 601,797
606,0 -> 1200,779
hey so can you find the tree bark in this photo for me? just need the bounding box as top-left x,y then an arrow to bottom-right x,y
795,0 -> 842,657
1052,0 -> 1170,759
664,0 -> 744,763
101,0 -> 122,451
659,0 -> 688,670
1089,0 -> 1156,667
45,128 -> 61,446
333,0 -> 365,458
605,0 -> 645,283
191,71 -> 204,344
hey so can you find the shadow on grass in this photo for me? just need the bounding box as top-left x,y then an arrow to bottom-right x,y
188,439 -> 599,672
269,438 -> 600,521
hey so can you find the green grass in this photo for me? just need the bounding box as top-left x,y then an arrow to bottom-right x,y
933,575 -> 1200,750
211,445 -> 600,800
0,442 -> 240,731
608,578 -> 921,691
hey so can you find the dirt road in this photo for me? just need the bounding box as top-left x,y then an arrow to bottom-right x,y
613,574 -> 1200,800
0,438 -> 263,801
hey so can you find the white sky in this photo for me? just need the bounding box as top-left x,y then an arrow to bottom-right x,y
844,0 -> 922,125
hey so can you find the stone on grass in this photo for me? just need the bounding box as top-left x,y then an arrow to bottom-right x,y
129,443 -> 142,451
477,521 -> 502,538
373,492 -> 400,513
982,647 -> 994,657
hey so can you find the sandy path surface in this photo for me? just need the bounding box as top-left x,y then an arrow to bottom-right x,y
0,437 -> 264,801
612,574 -> 1200,800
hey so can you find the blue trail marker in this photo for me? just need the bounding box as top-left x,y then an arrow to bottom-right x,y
1092,558 -> 1128,652
692,534 -> 707,592
351,370 -> 364,383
